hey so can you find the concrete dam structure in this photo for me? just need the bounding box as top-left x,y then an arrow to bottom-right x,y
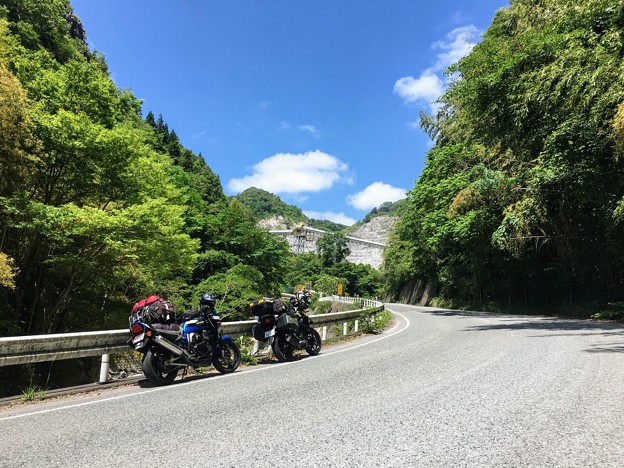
269,225 -> 387,270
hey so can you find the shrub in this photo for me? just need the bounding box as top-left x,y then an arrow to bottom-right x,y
359,310 -> 392,334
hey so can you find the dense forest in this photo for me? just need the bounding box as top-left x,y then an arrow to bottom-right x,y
0,0 -> 385,339
385,0 -> 624,316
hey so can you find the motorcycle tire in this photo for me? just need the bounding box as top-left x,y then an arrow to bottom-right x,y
142,349 -> 178,386
272,333 -> 295,362
305,328 -> 322,356
212,341 -> 241,374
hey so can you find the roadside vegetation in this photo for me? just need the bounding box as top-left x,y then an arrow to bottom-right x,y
0,0 -> 386,396
0,0 -> 383,341
384,0 -> 624,319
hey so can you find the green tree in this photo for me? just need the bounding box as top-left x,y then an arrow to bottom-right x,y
316,232 -> 351,267
314,273 -> 348,296
0,60 -> 38,196
0,3 -> 202,334
194,199 -> 291,294
193,264 -> 264,320
387,0 -> 624,310
0,252 -> 15,289
284,253 -> 322,289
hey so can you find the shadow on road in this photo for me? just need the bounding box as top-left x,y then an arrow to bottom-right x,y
137,354 -> 316,388
418,308 -> 624,353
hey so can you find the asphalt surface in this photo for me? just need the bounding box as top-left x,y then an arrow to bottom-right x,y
1,304 -> 624,467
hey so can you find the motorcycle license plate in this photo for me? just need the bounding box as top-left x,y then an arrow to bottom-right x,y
132,333 -> 145,345
264,329 -> 275,338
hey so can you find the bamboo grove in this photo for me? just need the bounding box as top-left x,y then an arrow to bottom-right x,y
384,0 -> 624,314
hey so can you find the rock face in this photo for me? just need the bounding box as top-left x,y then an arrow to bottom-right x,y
349,216 -> 397,244
345,216 -> 397,269
258,216 -> 290,231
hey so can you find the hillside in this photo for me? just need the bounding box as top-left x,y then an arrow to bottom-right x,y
235,188 -> 399,263
235,187 -> 346,232
346,200 -> 404,234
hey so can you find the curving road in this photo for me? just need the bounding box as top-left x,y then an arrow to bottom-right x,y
2,304 -> 624,467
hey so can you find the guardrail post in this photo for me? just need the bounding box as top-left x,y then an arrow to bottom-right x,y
354,319 -> 359,333
343,322 -> 348,336
322,326 -> 327,341
99,354 -> 110,384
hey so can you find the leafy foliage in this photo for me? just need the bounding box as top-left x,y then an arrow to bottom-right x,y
236,187 -> 306,224
283,253 -> 382,298
0,2 -> 291,334
316,232 -> 351,267
0,252 -> 15,288
386,0 -> 624,312
359,309 -> 392,334
236,187 -> 346,232
352,200 -> 404,228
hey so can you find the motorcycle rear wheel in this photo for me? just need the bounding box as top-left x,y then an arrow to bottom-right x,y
212,341 -> 241,374
142,349 -> 178,386
272,333 -> 295,362
305,328 -> 322,356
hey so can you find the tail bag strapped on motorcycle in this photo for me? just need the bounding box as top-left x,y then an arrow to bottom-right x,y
130,295 -> 175,325
249,297 -> 287,316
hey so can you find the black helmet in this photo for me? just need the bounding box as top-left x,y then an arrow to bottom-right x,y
296,290 -> 312,304
200,293 -> 216,308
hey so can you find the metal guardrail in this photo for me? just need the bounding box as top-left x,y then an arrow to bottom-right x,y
320,295 -> 382,309
0,301 -> 385,382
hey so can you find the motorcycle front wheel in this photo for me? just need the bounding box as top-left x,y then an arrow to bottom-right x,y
272,333 -> 295,362
305,328 -> 322,356
212,341 -> 241,374
142,349 -> 178,386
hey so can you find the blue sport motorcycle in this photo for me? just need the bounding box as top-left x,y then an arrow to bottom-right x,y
128,293 -> 241,386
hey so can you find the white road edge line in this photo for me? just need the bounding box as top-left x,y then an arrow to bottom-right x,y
0,309 -> 409,422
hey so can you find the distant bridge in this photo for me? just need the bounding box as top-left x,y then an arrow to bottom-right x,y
269,225 -> 387,269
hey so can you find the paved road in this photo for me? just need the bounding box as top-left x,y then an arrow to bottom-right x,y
2,304 -> 624,467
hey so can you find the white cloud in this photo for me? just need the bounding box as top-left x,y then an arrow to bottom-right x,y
394,73 -> 444,104
451,11 -> 472,26
304,210 -> 357,226
407,120 -> 421,129
297,124 -> 320,138
394,24 -> 482,114
227,150 -> 350,195
277,122 -> 321,138
347,182 -> 407,210
432,25 -> 480,72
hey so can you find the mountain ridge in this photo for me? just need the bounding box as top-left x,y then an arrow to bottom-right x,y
234,187 -> 401,251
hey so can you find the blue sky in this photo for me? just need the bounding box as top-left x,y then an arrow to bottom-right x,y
71,0 -> 507,225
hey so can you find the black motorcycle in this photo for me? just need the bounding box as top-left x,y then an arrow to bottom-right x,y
129,293 -> 241,386
250,291 -> 321,362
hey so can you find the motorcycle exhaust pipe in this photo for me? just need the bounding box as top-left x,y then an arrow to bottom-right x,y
154,335 -> 194,365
